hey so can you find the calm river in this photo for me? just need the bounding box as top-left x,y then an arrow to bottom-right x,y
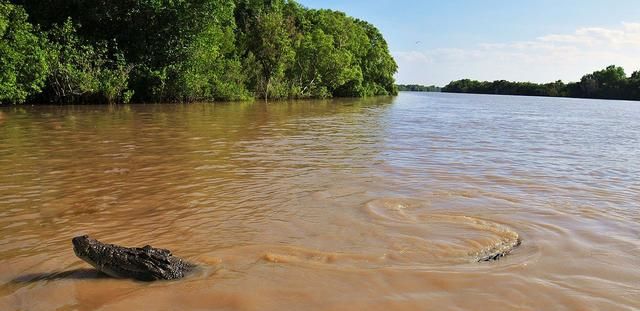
0,93 -> 638,310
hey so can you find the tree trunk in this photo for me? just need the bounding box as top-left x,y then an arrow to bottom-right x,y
265,77 -> 271,102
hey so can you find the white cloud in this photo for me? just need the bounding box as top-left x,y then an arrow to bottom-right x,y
393,22 -> 640,86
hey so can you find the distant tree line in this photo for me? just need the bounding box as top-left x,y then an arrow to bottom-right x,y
442,65 -> 640,101
396,84 -> 441,92
1,0 -> 397,104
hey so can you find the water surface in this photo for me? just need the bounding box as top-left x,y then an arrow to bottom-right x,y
0,93 -> 638,310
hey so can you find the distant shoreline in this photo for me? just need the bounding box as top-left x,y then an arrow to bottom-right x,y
401,90 -> 639,102
441,65 -> 640,102
396,84 -> 441,92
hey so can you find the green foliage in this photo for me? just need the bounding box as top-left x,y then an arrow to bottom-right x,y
578,65 -> 627,99
0,1 -> 49,104
443,65 -> 640,101
45,19 -> 132,104
627,71 -> 640,99
8,0 -> 397,104
236,0 -> 397,100
236,0 -> 295,100
304,9 -> 367,98
358,20 -> 398,96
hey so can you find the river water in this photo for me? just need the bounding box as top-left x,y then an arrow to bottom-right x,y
0,93 -> 638,310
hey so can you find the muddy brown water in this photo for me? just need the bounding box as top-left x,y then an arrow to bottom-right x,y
0,93 -> 638,310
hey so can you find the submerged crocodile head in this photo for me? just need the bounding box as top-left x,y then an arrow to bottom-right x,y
72,235 -> 194,281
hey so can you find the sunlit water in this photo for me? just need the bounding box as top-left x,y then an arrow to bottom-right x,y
0,93 -> 638,310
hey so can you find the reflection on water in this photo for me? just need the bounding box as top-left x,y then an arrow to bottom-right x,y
0,93 -> 639,310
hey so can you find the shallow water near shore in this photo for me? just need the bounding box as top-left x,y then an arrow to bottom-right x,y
0,93 -> 638,310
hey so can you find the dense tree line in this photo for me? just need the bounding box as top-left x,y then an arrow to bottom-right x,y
396,84 -> 441,92
0,0 -> 397,104
442,66 -> 640,101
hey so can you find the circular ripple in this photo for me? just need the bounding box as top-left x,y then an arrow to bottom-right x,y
361,198 -> 522,265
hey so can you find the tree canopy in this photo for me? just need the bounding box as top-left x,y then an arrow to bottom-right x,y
1,0 -> 397,104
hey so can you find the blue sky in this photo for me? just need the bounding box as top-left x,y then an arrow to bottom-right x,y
298,0 -> 640,86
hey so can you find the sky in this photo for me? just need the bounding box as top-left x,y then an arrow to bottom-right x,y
297,0 -> 640,86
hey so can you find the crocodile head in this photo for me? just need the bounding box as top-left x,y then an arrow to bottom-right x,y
72,235 -> 105,269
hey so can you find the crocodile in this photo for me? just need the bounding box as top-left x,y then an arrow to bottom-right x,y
72,235 -> 195,281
